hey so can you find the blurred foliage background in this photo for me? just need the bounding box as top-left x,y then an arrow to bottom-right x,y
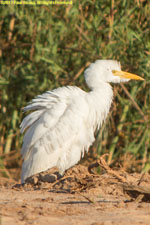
0,0 -> 150,180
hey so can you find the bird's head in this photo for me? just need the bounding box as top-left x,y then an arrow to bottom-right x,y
84,60 -> 144,89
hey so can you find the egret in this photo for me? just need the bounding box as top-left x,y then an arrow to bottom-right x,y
20,60 -> 144,183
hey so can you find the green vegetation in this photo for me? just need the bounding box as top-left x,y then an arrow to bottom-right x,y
0,1 -> 150,177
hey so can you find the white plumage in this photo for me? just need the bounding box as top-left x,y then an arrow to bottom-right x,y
20,60 -> 144,183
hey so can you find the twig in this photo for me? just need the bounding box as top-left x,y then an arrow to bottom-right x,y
52,175 -> 74,187
90,154 -> 127,183
88,162 -> 99,174
120,83 -> 146,121
78,192 -> 95,204
74,61 -> 90,80
75,24 -> 90,43
8,16 -> 15,41
137,172 -> 145,186
109,0 -> 114,40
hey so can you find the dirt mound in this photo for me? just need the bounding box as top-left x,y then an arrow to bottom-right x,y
1,156 -> 150,225
12,155 -> 150,202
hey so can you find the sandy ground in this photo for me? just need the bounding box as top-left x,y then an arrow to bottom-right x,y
0,163 -> 150,225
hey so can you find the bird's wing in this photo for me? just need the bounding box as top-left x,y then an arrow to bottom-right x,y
20,86 -> 94,182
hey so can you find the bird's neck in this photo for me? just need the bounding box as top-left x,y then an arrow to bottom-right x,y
87,82 -> 113,130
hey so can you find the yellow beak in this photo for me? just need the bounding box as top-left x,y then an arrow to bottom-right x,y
112,70 -> 144,81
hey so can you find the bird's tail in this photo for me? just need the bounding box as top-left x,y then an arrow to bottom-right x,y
21,144 -> 60,183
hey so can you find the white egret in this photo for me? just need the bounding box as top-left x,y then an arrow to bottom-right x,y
20,60 -> 144,183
